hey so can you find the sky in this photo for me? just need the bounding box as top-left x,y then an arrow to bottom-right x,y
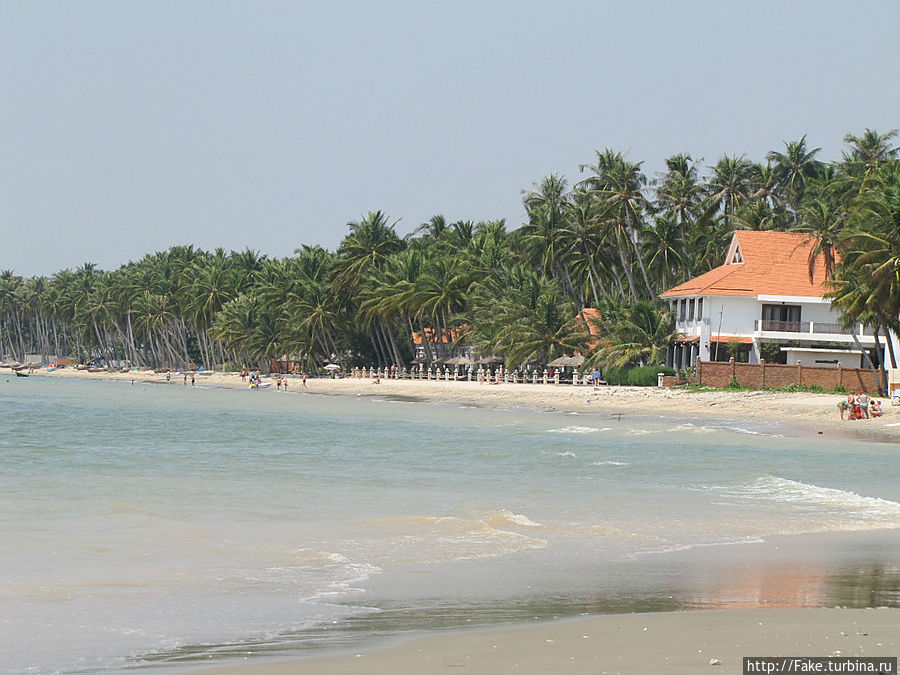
2,0 -> 899,277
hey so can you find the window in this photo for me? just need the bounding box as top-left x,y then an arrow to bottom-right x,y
688,299 -> 695,321
696,298 -> 703,319
762,304 -> 801,322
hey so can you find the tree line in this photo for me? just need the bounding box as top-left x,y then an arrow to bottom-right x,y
1,128 -> 897,372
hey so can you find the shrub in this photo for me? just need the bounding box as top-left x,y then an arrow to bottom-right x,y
626,365 -> 676,387
603,367 -> 629,386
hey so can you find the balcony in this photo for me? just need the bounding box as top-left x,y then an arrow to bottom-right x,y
754,320 -> 873,336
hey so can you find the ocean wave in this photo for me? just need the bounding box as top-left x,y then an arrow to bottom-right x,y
713,476 -> 900,529
481,508 -> 544,528
628,536 -> 767,558
592,460 -> 629,467
547,426 -> 612,434
363,510 -> 549,563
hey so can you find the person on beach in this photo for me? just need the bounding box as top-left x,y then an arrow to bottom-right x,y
183,373 -> 188,386
191,373 -> 195,386
838,397 -> 848,420
591,368 -> 601,389
240,369 -> 247,383
302,372 -> 307,389
846,392 -> 857,420
283,378 -> 288,392
871,399 -> 883,417
276,377 -> 282,391
858,391 -> 869,419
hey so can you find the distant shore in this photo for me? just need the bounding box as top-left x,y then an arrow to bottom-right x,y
15,365 -> 900,439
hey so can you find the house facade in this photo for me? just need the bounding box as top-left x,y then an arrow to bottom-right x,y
660,230 -> 897,371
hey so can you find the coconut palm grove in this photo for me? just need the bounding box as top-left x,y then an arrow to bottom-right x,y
2,129 -> 898,375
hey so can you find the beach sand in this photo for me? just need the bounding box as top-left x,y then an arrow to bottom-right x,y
19,365 -> 900,440
192,608 -> 900,674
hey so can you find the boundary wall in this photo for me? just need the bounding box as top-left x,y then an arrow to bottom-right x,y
695,358 -> 883,392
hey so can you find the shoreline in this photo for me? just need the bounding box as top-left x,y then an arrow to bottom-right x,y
16,365 -> 900,440
188,608 -> 900,675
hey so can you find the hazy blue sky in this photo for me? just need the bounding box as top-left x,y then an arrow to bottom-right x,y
3,1 -> 899,277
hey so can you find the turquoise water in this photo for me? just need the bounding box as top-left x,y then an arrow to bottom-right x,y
2,377 -> 900,673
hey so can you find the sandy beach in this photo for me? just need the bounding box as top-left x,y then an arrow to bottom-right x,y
189,608 -> 900,675
18,365 -> 900,440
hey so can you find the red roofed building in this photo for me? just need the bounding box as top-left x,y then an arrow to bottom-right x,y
660,230 -> 893,370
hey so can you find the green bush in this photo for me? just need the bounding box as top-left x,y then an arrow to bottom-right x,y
599,365 -> 675,386
627,365 -> 676,386
603,367 -> 629,386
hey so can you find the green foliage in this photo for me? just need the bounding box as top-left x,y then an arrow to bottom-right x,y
2,129 -> 898,379
758,342 -> 782,363
600,365 -> 675,386
627,365 -> 676,386
780,383 -> 826,393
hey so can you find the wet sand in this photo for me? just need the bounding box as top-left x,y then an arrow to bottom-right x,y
192,608 -> 900,674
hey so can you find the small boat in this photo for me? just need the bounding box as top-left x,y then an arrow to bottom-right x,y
15,371 -> 29,377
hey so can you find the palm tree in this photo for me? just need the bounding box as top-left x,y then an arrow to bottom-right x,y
841,128 -> 899,189
579,150 -> 655,300
703,154 -> 754,225
792,197 -> 847,282
587,301 -> 679,370
332,211 -> 404,294
656,153 -> 703,253
767,135 -> 823,216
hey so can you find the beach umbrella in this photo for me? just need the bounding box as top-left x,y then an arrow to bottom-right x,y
547,356 -> 569,368
323,363 -> 341,370
444,355 -> 475,366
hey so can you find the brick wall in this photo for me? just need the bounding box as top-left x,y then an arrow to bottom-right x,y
694,359 -> 882,392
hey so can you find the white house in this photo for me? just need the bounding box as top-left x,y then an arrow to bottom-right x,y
660,230 -> 898,370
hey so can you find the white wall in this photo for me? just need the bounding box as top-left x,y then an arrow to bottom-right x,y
782,348 -> 864,368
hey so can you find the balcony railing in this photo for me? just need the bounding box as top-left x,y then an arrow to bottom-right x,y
758,320 -> 809,332
754,320 -> 872,336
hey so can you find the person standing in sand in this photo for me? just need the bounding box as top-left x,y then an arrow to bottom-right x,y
191,373 -> 195,386
302,372 -> 307,389
858,391 -> 870,419
183,373 -> 187,386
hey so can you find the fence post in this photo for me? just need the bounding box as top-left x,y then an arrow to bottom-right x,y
760,358 -> 766,388
696,358 -> 702,385
837,363 -> 843,390
730,357 -> 736,385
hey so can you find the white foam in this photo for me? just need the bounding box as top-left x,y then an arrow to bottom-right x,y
547,426 -> 612,434
482,509 -> 545,528
592,460 -> 629,467
713,476 -> 900,529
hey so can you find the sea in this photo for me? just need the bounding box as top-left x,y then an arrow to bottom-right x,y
2,376 -> 900,673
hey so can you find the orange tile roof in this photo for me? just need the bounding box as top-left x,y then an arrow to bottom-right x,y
578,308 -> 602,336
660,230 -> 833,299
412,327 -> 462,345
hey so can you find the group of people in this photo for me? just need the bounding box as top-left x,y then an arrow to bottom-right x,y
241,368 -> 308,391
838,391 -> 883,420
